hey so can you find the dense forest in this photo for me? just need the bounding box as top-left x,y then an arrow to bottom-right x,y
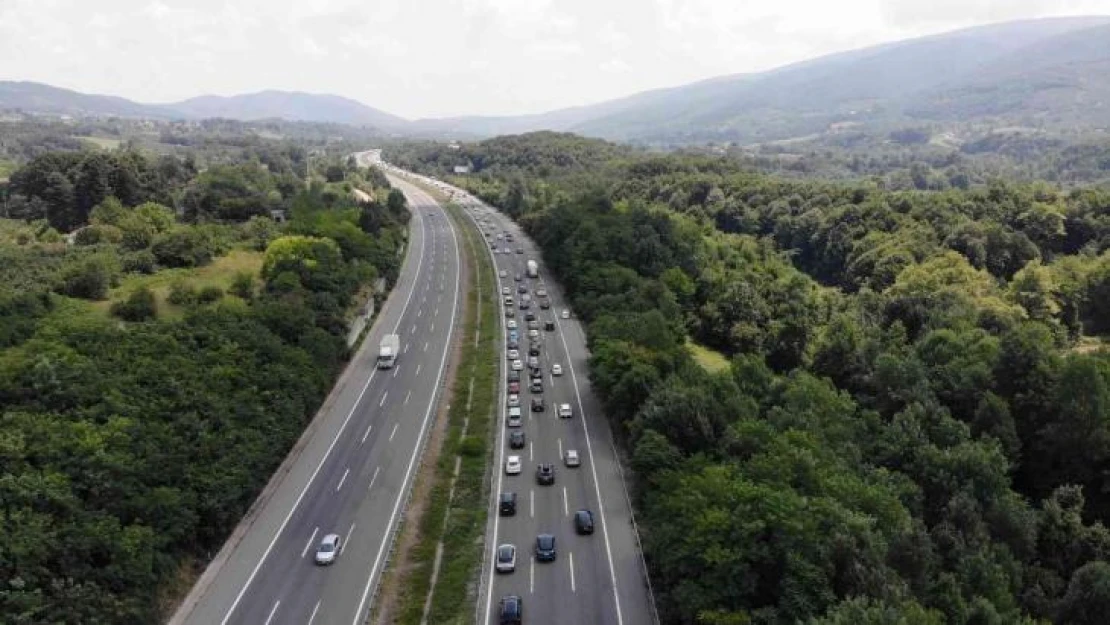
390,132 -> 1110,624
0,142 -> 407,622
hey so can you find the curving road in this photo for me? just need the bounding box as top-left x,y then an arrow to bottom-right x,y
171,175 -> 462,625
377,157 -> 658,625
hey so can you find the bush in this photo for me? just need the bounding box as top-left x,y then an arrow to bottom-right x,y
110,287 -> 157,321
121,250 -> 158,274
58,254 -> 119,300
152,227 -> 215,268
167,281 -> 197,306
229,272 -> 256,299
74,224 -> 123,246
196,285 -> 224,304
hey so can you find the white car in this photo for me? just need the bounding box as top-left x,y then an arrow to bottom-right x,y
507,320 -> 518,329
496,543 -> 517,573
564,450 -> 580,467
551,363 -> 563,376
499,270 -> 508,278
505,455 -> 522,475
502,286 -> 511,295
528,329 -> 539,339
561,309 -> 571,319
507,393 -> 520,407
512,359 -> 523,371
314,533 -> 342,565
558,403 -> 573,419
507,349 -> 519,360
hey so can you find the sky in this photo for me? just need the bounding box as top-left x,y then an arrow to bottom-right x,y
1,0 -> 1109,119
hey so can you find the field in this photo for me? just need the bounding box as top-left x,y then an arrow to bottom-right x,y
91,249 -> 264,318
686,339 -> 730,373
76,135 -> 123,150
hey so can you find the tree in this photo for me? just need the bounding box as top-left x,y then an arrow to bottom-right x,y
1058,561 -> 1110,625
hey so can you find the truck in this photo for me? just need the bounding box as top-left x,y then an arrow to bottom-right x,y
526,259 -> 539,279
377,333 -> 400,369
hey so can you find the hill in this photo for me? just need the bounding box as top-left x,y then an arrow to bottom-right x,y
0,81 -> 173,119
169,91 -> 406,129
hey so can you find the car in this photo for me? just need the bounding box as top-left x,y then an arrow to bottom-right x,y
517,284 -> 528,294
514,273 -> 523,282
536,463 -> 555,485
544,320 -> 556,331
527,356 -> 540,369
519,300 -> 530,310
506,349 -> 519,361
530,379 -> 543,393
499,492 -> 517,516
527,320 -> 539,331
314,533 -> 342,565
529,344 -> 542,357
511,359 -> 523,371
504,308 -> 515,318
499,270 -> 507,278
496,544 -> 517,573
558,403 -> 573,419
574,510 -> 595,535
507,407 -> 522,427
552,363 -> 563,376
505,455 -> 522,475
524,311 -> 536,322
531,397 -> 545,413
508,330 -> 519,341
496,233 -> 503,240
564,449 -> 580,467
490,242 -> 497,249
506,320 -> 518,330
499,595 -> 523,625
508,381 -> 521,394
501,286 -> 511,295
535,289 -> 548,298
507,338 -> 519,350
507,370 -> 520,383
561,309 -> 570,319
509,430 -> 525,449
503,296 -> 514,306
507,393 -> 520,407
535,534 -> 557,561
540,299 -> 551,309
516,248 -> 525,254
528,329 -> 539,339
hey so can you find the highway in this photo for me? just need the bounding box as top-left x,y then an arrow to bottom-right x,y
380,159 -> 658,625
170,175 -> 462,625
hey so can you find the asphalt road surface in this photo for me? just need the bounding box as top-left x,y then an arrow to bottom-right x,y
171,177 -> 462,625
380,163 -> 659,625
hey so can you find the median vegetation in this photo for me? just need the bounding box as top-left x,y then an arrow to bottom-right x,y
0,144 -> 407,622
390,132 -> 1110,624
380,195 -> 498,624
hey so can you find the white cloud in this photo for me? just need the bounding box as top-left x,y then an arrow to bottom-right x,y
0,0 -> 1108,117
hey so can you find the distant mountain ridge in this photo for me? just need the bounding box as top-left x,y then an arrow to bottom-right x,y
3,16 -> 1110,143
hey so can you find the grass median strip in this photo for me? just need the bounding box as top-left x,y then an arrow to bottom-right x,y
373,196 -> 498,624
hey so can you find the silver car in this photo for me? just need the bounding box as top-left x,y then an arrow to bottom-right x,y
314,533 -> 342,565
496,543 -> 517,573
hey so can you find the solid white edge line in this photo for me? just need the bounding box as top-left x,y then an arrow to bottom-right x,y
301,527 -> 319,559
347,183 -> 462,625
216,182 -> 430,625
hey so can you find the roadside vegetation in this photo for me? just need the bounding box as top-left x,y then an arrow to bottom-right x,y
391,132 -> 1110,624
0,142 -> 408,622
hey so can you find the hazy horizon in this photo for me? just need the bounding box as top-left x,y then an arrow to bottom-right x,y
2,0 -> 1110,119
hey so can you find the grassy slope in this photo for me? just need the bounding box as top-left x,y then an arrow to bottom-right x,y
686,339 -> 731,373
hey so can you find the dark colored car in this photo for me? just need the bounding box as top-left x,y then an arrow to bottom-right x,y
499,492 -> 517,516
507,370 -> 520,383
531,397 -> 545,413
528,344 -> 541,356
535,534 -> 557,561
507,339 -> 519,350
517,285 -> 528,294
499,595 -> 523,625
524,311 -> 536,322
509,430 -> 526,449
544,320 -> 555,331
574,509 -> 595,535
540,299 -> 551,309
536,463 -> 555,485
529,379 -> 542,393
